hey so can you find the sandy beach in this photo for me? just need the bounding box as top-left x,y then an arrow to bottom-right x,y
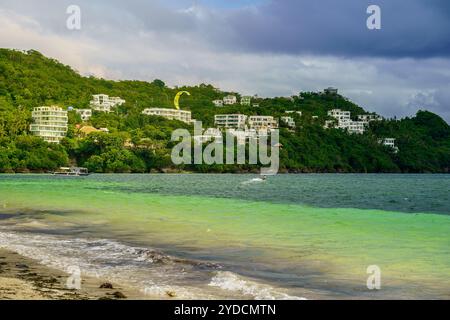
0,248 -> 151,300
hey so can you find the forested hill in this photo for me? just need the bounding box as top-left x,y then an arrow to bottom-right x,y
0,48 -> 449,173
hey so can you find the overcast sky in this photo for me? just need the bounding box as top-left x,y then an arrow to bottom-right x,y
0,0 -> 449,121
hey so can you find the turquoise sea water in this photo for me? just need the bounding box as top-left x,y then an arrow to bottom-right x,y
0,174 -> 449,299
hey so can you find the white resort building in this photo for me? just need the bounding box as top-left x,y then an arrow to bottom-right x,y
379,138 -> 399,153
194,128 -> 223,143
75,109 -> 92,121
285,111 -> 302,117
212,100 -> 224,107
90,94 -> 126,113
326,109 -> 367,134
142,108 -> 195,124
281,116 -> 296,128
223,95 -> 237,105
357,114 -> 383,124
240,96 -> 252,106
214,114 -> 247,129
248,116 -> 278,131
30,106 -> 68,144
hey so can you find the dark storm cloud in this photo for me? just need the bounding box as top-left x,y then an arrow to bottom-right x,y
224,0 -> 450,58
0,0 -> 448,121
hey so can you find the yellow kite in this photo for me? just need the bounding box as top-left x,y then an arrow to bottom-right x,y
174,91 -> 191,110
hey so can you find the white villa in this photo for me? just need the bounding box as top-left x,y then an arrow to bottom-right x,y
281,116 -> 296,128
248,116 -> 278,131
75,109 -> 92,121
214,114 -> 247,129
346,121 -> 366,134
357,114 -> 383,123
90,94 -> 125,113
212,100 -> 224,107
30,106 -> 68,144
223,95 -> 237,105
142,108 -> 194,124
328,109 -> 351,122
240,96 -> 252,106
326,109 -> 366,134
379,138 -> 399,153
285,111 -> 302,116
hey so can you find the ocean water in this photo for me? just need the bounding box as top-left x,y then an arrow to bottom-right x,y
0,174 -> 449,299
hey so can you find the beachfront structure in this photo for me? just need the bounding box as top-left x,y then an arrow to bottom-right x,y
379,138 -> 399,153
90,94 -> 125,113
75,109 -> 92,121
212,100 -> 224,107
324,87 -> 338,95
281,116 -> 296,128
142,108 -> 194,124
240,96 -> 252,106
248,116 -> 279,131
223,95 -> 237,105
30,106 -> 68,144
214,114 -> 247,129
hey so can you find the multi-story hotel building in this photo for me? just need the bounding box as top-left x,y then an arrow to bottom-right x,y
30,106 -> 68,144
142,108 -> 194,124
281,116 -> 296,128
214,114 -> 247,129
90,94 -> 126,113
248,116 -> 278,131
75,109 -> 92,121
357,114 -> 383,124
326,109 -> 366,134
223,95 -> 237,105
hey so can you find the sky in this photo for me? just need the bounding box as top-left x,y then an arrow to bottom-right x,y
0,0 -> 449,121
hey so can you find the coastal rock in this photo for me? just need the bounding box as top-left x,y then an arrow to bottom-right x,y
100,282 -> 114,289
166,291 -> 177,298
112,291 -> 127,299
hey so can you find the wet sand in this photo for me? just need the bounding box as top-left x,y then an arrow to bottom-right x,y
0,248 -> 155,300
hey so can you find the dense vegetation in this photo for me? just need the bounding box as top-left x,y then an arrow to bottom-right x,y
0,49 -> 448,173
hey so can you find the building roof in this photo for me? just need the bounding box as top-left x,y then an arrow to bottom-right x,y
79,126 -> 100,135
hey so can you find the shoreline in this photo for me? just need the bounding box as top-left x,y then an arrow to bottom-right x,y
0,172 -> 449,175
0,248 -> 158,300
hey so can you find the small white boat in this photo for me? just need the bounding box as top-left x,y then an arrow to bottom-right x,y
53,167 -> 89,176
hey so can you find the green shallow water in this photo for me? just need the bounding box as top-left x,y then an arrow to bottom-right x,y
0,174 -> 449,299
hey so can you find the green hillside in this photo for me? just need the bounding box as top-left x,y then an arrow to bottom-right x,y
0,49 -> 449,173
